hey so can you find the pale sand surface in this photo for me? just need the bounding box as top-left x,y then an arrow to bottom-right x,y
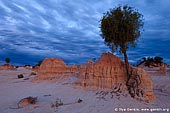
0,67 -> 169,113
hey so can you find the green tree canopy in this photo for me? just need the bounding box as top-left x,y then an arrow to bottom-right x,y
100,5 -> 144,77
5,58 -> 11,64
154,56 -> 163,64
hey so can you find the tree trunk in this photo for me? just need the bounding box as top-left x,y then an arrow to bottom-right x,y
123,52 -> 130,79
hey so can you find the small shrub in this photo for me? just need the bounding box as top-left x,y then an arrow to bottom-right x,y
5,58 -> 10,64
35,60 -> 43,66
18,74 -> 24,79
77,98 -> 83,103
137,56 -> 164,67
92,57 -> 96,62
30,72 -> 36,75
51,98 -> 64,108
145,57 -> 154,67
154,56 -> 163,64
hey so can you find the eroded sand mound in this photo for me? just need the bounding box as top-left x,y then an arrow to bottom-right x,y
0,64 -> 16,70
35,52 -> 155,102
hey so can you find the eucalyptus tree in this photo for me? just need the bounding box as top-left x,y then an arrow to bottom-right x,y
100,5 -> 144,78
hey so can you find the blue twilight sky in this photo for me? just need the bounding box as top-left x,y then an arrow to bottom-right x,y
0,0 -> 170,65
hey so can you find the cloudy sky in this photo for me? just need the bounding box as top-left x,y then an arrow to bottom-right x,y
0,0 -> 170,65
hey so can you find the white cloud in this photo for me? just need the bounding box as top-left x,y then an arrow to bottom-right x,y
30,1 -> 46,13
52,10 -> 67,22
12,3 -> 30,14
0,0 -> 170,65
5,16 -> 17,25
40,17 -> 51,30
0,1 -> 12,13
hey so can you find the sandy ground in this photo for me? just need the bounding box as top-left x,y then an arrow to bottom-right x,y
0,67 -> 170,113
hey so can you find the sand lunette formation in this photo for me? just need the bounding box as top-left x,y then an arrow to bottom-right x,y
78,53 -> 127,89
34,58 -> 78,80
35,52 -> 155,102
0,64 -> 16,70
127,67 -> 155,102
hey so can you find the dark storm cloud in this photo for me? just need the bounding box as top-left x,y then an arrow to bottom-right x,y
0,0 -> 169,38
0,0 -> 108,37
0,0 -> 169,65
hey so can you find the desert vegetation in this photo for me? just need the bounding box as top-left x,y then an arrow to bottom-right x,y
137,56 -> 164,67
17,74 -> 24,79
100,5 -> 144,98
5,58 -> 11,64
100,5 -> 144,77
51,98 -> 83,112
